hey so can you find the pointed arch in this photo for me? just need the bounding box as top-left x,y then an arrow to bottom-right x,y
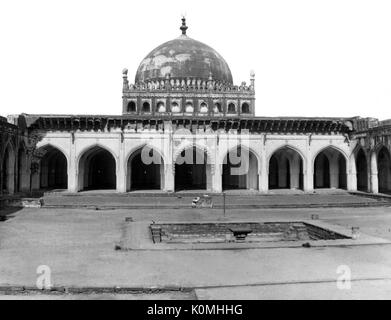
174,145 -> 212,191
126,144 -> 165,191
37,145 -> 68,191
268,145 -> 304,190
17,141 -> 29,192
1,141 -> 16,194
221,144 -> 259,190
313,146 -> 347,189
77,145 -> 117,191
377,146 -> 391,194
352,146 -> 369,192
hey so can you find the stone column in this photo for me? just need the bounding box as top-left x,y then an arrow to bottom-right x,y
304,142 -> 313,192
19,154 -> 31,192
68,137 -> 78,192
117,135 -> 126,193
212,164 -> 222,193
347,156 -> 357,191
164,164 -> 175,192
370,151 -> 379,193
206,164 -> 212,191
259,149 -> 268,192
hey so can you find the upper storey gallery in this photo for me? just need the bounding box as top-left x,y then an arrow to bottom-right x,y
122,18 -> 255,117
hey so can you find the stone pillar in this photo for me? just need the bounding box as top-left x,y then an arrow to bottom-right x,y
304,143 -> 313,192
370,152 -> 379,193
347,156 -> 357,191
19,154 -> 31,192
117,136 -> 126,193
164,164 -> 175,192
31,162 -> 40,191
68,138 -> 78,192
212,164 -> 222,193
206,164 -> 212,191
259,150 -> 268,192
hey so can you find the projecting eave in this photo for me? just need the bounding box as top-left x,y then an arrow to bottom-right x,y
24,114 -> 355,134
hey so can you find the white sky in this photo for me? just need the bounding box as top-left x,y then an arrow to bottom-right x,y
0,0 -> 390,119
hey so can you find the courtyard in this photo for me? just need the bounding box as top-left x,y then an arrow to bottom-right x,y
1,192 -> 391,299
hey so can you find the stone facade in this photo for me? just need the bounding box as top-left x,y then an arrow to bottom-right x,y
1,20 -> 390,197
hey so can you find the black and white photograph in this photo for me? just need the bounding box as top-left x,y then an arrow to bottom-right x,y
1,0 -> 391,305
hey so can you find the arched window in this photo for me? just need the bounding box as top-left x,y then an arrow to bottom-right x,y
156,101 -> 166,113
185,102 -> 194,113
214,102 -> 222,113
127,101 -> 136,113
199,102 -> 208,113
228,103 -> 236,113
142,101 -> 151,113
171,102 -> 180,113
241,103 -> 250,114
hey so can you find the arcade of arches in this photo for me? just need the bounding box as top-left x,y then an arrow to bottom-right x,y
2,143 -> 391,195
314,147 -> 347,190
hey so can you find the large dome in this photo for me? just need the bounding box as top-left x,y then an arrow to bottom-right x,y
135,21 -> 233,84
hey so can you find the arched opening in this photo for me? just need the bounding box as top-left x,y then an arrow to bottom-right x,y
17,145 -> 28,192
222,146 -> 258,190
241,103 -> 250,114
127,101 -> 136,113
156,101 -> 166,113
185,102 -> 194,113
78,146 -> 116,191
142,101 -> 150,113
199,102 -> 208,113
356,148 -> 368,192
127,146 -> 164,191
268,147 -> 303,190
175,147 -> 210,191
214,102 -> 222,113
2,143 -> 15,194
171,102 -> 180,113
227,103 -> 236,113
314,147 -> 347,189
377,147 -> 391,194
39,146 -> 68,190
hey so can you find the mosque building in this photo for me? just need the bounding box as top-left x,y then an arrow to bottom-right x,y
1,19 -> 391,197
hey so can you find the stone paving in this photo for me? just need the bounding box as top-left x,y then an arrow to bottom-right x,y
41,191 -> 388,209
1,195 -> 391,299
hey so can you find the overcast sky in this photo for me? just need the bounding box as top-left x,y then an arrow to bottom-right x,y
1,0 -> 390,119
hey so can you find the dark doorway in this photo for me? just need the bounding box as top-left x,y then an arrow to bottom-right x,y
314,153 -> 330,188
128,147 -> 163,191
175,148 -> 206,191
268,148 -> 303,190
356,149 -> 368,191
40,146 -> 68,190
314,148 -> 347,189
79,147 -> 116,191
378,147 -> 391,194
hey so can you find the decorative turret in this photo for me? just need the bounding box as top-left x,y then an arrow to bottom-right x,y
250,70 -> 255,90
180,17 -> 188,36
122,68 -> 129,90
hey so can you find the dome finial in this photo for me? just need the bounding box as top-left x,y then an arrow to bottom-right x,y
180,16 -> 188,36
